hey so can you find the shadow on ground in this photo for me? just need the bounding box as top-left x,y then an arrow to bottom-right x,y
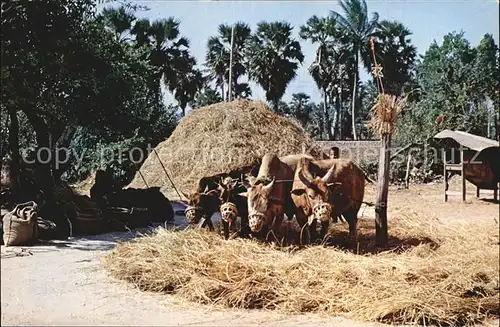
293,219 -> 440,255
1,202 -> 189,255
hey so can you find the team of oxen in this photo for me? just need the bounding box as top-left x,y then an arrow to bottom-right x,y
182,153 -> 367,245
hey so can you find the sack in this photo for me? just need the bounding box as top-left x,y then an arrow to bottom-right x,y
2,201 -> 39,246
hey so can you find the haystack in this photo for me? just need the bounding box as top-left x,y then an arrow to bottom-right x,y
128,100 -> 318,196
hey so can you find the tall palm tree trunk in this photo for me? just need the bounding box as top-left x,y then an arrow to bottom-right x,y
332,89 -> 340,139
220,82 -> 225,102
323,91 -> 332,140
339,84 -> 343,139
351,51 -> 359,140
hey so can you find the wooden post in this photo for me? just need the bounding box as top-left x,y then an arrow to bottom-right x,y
375,133 -> 391,247
227,24 -> 235,102
443,149 -> 448,202
476,187 -> 480,198
460,147 -> 466,202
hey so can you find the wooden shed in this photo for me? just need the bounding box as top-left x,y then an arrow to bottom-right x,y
433,130 -> 499,201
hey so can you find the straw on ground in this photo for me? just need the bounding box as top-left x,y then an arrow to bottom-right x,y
103,210 -> 499,326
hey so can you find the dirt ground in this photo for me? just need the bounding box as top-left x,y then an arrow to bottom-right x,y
1,178 -> 499,326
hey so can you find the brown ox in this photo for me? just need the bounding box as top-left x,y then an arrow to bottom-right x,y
182,177 -> 221,231
217,176 -> 249,239
239,153 -> 313,239
181,164 -> 259,235
291,157 -> 365,243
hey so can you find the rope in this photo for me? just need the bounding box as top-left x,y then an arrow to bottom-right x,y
137,169 -> 149,188
370,37 -> 385,94
152,148 -> 184,200
266,229 -> 279,243
252,178 -> 374,207
299,223 -> 310,246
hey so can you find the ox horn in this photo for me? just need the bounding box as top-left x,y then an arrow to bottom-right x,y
201,185 -> 210,194
241,174 -> 252,189
321,164 -> 337,182
263,177 -> 275,193
297,158 -> 314,186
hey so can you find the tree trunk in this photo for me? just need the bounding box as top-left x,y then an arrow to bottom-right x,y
24,110 -> 50,149
7,108 -> 20,193
272,100 -> 279,113
323,91 -> 332,140
339,86 -> 343,140
22,109 -> 55,195
351,52 -> 359,140
221,76 -> 227,102
52,125 -> 77,181
228,24 -> 235,102
495,105 -> 499,141
375,133 -> 391,247
332,88 -> 341,140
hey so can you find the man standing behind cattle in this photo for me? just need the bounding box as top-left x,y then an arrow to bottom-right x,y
291,157 -> 365,244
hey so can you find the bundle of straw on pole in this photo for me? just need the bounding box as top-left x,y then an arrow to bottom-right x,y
367,93 -> 407,136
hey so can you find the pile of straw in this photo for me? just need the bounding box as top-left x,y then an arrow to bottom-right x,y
103,212 -> 499,326
128,100 -> 318,194
368,94 -> 407,135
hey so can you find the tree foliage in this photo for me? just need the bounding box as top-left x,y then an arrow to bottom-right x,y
205,22 -> 252,100
395,32 -> 499,148
245,21 -> 304,111
2,0 -> 498,190
1,0 -> 181,184
330,0 -> 379,140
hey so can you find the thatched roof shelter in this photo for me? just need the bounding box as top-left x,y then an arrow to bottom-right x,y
127,100 -> 319,197
434,130 -> 498,152
433,129 -> 499,200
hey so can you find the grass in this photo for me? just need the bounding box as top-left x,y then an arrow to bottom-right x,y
102,208 -> 499,326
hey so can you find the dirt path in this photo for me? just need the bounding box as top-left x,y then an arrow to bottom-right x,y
2,182 -> 498,326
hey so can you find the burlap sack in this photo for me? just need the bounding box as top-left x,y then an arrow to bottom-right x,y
2,201 -> 39,246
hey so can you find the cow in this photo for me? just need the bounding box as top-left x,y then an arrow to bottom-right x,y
216,176 -> 250,239
239,153 -> 313,240
290,157 -> 365,244
181,177 -> 221,231
181,164 -> 261,234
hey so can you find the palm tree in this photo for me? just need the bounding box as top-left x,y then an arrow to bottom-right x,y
205,22 -> 252,100
370,20 -> 417,96
131,17 -> 202,113
288,93 -> 315,128
245,21 -> 304,111
193,86 -> 223,109
300,15 -> 354,140
171,54 -> 205,116
300,15 -> 339,140
330,0 -> 379,140
101,6 -> 135,41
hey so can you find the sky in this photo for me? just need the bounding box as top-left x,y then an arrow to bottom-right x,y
100,0 -> 499,105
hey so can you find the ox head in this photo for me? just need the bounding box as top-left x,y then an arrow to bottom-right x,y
290,159 -> 342,226
217,177 -> 241,224
182,185 -> 220,225
239,175 -> 281,233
